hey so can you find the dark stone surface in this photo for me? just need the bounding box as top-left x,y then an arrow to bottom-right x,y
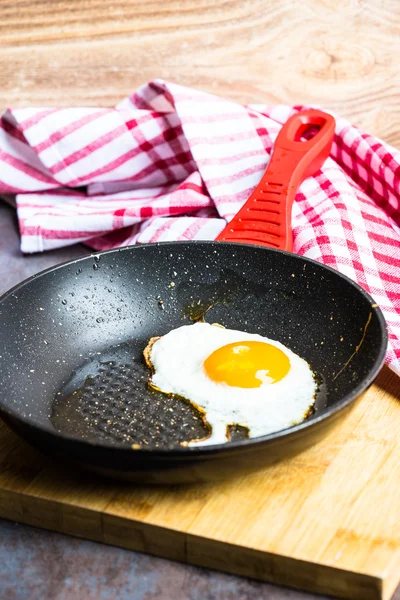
1,200 -> 399,600
0,520 -> 332,600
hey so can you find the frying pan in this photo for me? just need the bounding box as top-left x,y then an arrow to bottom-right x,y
0,110 -> 387,484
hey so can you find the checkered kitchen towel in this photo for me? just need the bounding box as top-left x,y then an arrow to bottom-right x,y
0,80 -> 399,374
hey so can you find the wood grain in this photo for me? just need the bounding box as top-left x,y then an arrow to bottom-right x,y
0,1 -> 400,146
0,366 -> 399,600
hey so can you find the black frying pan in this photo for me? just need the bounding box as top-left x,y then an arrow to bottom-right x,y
0,111 -> 387,483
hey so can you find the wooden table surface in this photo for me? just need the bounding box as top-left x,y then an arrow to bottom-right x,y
1,0 -> 400,147
0,1 -> 399,599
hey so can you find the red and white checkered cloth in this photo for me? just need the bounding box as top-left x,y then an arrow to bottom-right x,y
0,79 -> 399,375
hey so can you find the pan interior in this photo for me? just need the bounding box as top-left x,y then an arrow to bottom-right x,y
50,342 -> 210,447
49,339 -> 326,448
0,242 -> 386,450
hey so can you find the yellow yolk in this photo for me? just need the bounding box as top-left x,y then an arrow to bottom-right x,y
203,341 -> 290,388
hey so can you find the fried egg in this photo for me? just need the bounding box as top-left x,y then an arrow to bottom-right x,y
144,322 -> 317,447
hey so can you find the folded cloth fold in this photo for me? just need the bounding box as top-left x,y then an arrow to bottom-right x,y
0,79 -> 399,375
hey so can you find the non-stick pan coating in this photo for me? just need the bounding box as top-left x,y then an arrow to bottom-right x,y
0,242 -> 387,483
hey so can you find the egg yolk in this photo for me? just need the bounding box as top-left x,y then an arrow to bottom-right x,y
203,341 -> 290,387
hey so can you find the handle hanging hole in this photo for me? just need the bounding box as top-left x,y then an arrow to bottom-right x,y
295,123 -> 322,142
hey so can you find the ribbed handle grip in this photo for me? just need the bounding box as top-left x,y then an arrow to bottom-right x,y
216,110 -> 336,251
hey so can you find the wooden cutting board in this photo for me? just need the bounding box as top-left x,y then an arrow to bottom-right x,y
0,366 -> 399,600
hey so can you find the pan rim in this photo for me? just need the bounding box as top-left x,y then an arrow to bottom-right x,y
0,240 -> 388,456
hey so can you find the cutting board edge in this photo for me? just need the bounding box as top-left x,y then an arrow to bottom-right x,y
0,487 -> 396,600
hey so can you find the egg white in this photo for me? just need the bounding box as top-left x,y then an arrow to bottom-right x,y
148,322 -> 317,447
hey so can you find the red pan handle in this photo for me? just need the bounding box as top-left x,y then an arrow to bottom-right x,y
216,109 -> 336,251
